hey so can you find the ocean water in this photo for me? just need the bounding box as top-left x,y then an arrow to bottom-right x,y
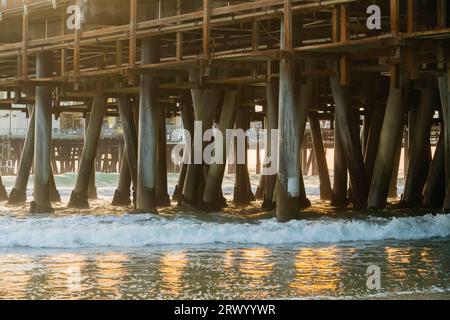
0,173 -> 449,300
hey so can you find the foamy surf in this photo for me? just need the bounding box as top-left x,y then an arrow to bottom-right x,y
0,213 -> 449,248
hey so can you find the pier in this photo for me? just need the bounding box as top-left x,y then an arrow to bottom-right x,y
0,0 -> 449,220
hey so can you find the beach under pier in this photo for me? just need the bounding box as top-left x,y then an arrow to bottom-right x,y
0,0 -> 449,220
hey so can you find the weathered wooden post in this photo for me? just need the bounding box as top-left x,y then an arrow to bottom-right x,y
329,61 -> 369,210
182,69 -> 220,206
262,74 -> 278,211
234,105 -> 255,205
203,90 -> 239,209
276,1 -> 304,221
68,95 -> 106,208
85,112 -> 98,199
8,107 -> 35,204
331,116 -> 348,207
364,106 -> 385,184
401,85 -> 436,207
423,131 -> 446,208
156,104 -> 171,207
30,52 -> 54,213
309,112 -> 332,201
438,63 -> 450,210
49,167 -> 61,202
112,149 -> 132,206
368,66 -> 407,209
173,98 -> 194,203
118,95 -> 138,191
0,176 -> 7,201
136,37 -> 160,212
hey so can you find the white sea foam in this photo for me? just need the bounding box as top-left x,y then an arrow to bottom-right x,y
0,214 -> 449,248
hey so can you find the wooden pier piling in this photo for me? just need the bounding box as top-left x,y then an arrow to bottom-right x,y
136,37 -> 160,212
68,95 -> 106,208
30,52 -> 54,214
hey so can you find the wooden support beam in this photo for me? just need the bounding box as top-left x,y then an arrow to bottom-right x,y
31,52 -> 54,213
329,60 -> 368,210
439,64 -> 450,210
21,8 -> 29,79
112,149 -> 132,206
68,95 -> 107,208
340,4 -> 349,42
401,85 -> 436,207
283,0 -> 293,50
233,105 -> 255,205
407,0 -> 416,33
309,112 -> 332,201
332,6 -> 340,42
156,104 -> 171,207
368,70 -> 407,210
74,28 -> 81,76
339,5 -> 350,85
176,0 -> 183,62
118,95 -> 138,191
364,106 -> 385,184
182,68 -> 221,206
262,73 -> 278,211
116,40 -> 123,67
136,37 -> 160,212
276,0 -> 303,221
128,0 -> 137,84
173,97 -> 194,203
422,132 -> 446,208
437,0 -> 447,29
332,113 -> 348,207
390,0 -> 400,35
203,89 -> 239,209
202,0 -> 211,78
8,106 -> 35,204
0,176 -> 7,201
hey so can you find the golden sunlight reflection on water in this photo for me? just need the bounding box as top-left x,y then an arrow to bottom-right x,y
0,242 -> 449,299
159,251 -> 188,298
0,254 -> 35,299
290,246 -> 343,296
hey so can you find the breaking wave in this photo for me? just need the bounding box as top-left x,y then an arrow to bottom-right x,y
0,213 -> 449,248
